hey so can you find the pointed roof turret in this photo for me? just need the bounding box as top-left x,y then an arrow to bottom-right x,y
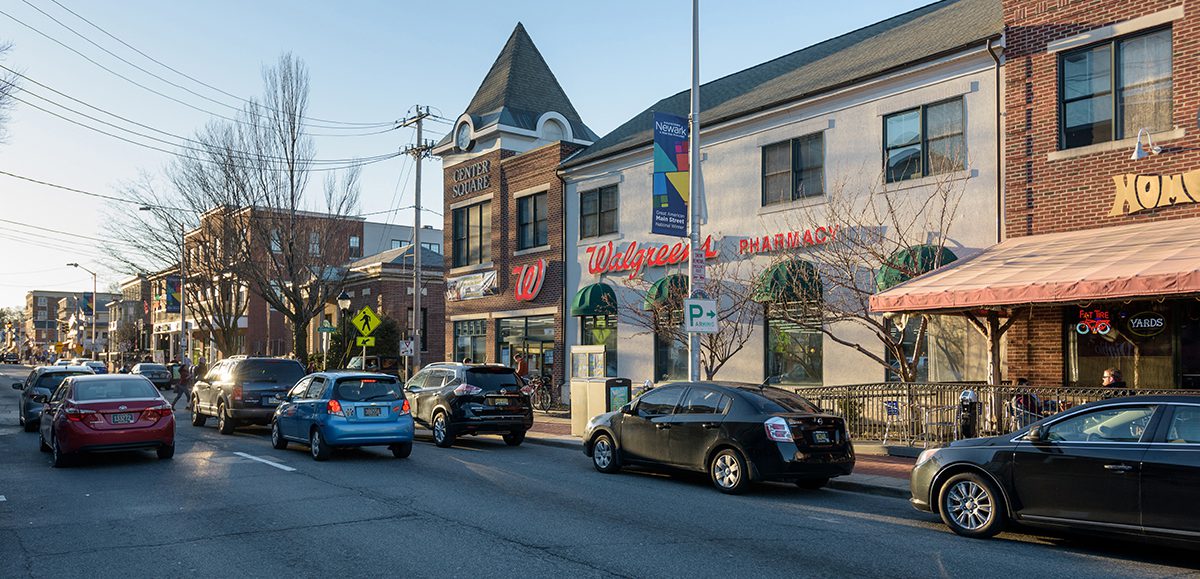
439,23 -> 597,149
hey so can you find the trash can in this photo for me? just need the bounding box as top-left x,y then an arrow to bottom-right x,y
959,389 -> 979,440
604,378 -> 632,413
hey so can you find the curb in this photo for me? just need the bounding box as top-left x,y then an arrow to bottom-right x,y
413,429 -> 583,451
828,479 -> 910,499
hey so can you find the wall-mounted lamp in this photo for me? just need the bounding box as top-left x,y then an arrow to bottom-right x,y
1131,128 -> 1162,160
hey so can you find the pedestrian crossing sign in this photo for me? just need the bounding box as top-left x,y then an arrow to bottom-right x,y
351,306 -> 380,337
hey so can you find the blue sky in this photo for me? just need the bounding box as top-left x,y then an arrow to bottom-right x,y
0,0 -> 931,307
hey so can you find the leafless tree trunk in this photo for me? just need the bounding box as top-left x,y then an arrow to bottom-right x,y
0,41 -> 20,143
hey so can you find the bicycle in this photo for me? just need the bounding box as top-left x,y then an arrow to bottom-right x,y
526,374 -> 558,412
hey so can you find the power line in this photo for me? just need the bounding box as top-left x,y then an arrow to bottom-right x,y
43,0 -> 399,129
0,5 -> 397,136
0,217 -> 139,248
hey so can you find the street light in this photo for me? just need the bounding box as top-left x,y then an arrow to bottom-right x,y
337,291 -> 351,367
66,262 -> 97,359
140,206 -> 188,361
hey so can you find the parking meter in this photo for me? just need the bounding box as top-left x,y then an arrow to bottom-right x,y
959,389 -> 979,439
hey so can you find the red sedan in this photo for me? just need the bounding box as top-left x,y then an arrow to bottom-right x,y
36,374 -> 175,467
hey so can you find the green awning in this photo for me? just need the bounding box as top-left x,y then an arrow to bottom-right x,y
875,245 -> 958,291
753,260 -> 822,303
643,274 -> 688,310
571,283 -> 617,316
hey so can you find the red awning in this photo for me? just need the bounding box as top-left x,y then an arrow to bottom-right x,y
870,217 -> 1200,313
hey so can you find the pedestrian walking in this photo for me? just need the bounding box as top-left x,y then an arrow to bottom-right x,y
512,353 -> 529,379
172,357 -> 193,409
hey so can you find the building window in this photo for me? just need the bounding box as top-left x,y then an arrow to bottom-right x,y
361,287 -> 371,296
270,229 -> 281,253
884,97 -> 965,183
884,317 -> 927,382
452,200 -> 492,267
420,242 -> 441,254
497,315 -> 556,377
1061,28 -> 1172,149
391,239 -> 403,250
517,192 -> 549,250
580,185 -> 618,239
1067,301 -> 1186,388
762,132 -> 824,206
349,235 -> 362,258
37,297 -> 47,306
580,314 -> 618,377
309,232 -> 321,256
407,307 -> 428,351
454,320 -> 487,363
765,304 -> 822,386
653,309 -> 687,382
36,309 -> 46,321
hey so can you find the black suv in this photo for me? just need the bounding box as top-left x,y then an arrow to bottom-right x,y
405,363 -> 534,448
191,357 -> 307,434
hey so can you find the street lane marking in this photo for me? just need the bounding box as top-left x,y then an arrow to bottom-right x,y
0,495 -> 6,502
232,452 -> 296,472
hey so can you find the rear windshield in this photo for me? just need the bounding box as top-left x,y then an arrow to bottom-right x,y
334,377 -> 402,402
35,372 -> 89,391
236,360 -> 306,385
137,364 -> 167,372
741,387 -> 821,414
465,368 -> 521,393
74,379 -> 160,401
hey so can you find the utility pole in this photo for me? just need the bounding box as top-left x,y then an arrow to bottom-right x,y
400,106 -> 436,372
686,0 -> 704,382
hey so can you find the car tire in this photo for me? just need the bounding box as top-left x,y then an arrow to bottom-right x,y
591,434 -> 621,474
795,477 -> 829,490
502,430 -> 526,446
157,444 -> 175,460
22,416 -> 38,433
217,402 -> 236,435
709,448 -> 749,494
390,442 -> 412,459
271,420 -> 288,450
432,411 -> 455,448
937,472 -> 1007,539
51,434 -> 70,468
191,406 -> 207,427
310,428 -> 332,461
39,432 -> 51,453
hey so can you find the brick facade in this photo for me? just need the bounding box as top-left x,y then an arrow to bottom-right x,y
442,142 -> 584,386
1003,0 -> 1198,386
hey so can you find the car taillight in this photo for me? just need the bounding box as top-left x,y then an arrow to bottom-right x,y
65,407 -> 98,423
327,399 -> 344,416
519,385 -> 534,396
400,399 -> 410,414
453,384 -> 482,396
232,385 -> 243,401
140,404 -> 173,422
764,416 -> 793,442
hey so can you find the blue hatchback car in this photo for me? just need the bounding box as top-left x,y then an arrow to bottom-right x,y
270,371 -> 414,461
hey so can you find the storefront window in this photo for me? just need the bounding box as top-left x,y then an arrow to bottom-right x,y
765,304 -> 822,386
454,320 -> 487,363
498,315 -> 556,377
651,307 -> 687,382
885,316 -> 928,382
1067,302 -> 1177,388
580,314 -> 618,377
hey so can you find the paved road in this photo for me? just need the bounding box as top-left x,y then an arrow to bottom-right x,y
0,364 -> 1196,578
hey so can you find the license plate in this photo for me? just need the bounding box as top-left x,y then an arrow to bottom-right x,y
491,397 -> 509,407
111,413 -> 136,424
262,396 -> 278,405
363,407 -> 381,417
813,431 -> 832,444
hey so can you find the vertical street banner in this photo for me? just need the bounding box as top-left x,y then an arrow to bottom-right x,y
652,112 -> 689,237
78,294 -> 92,315
165,276 -> 181,313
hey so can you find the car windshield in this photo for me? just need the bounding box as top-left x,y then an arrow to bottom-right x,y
137,364 -> 167,372
34,372 -> 88,391
236,360 -> 306,385
74,379 -> 159,401
465,368 -> 521,393
741,387 -> 821,414
334,377 -> 402,402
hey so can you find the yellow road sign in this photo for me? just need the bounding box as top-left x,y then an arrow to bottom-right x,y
356,336 -> 375,347
351,306 -> 381,336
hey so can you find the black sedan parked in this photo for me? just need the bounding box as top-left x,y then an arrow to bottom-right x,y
911,395 -> 1200,543
583,382 -> 854,494
131,363 -> 172,389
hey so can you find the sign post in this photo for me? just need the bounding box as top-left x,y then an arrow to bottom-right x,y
350,306 -> 381,363
686,0 -> 704,381
318,319 -> 336,370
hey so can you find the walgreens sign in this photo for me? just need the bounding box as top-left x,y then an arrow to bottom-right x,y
585,236 -> 718,279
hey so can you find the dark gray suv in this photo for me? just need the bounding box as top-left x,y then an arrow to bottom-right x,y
191,357 -> 307,434
12,366 -> 93,431
405,363 -> 534,448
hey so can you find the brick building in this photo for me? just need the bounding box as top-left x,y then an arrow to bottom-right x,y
432,23 -> 596,386
873,1 -> 1200,388
24,290 -> 74,356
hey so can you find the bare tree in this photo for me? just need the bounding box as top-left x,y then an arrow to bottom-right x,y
0,41 -> 20,142
762,166 -> 967,382
618,259 -> 761,380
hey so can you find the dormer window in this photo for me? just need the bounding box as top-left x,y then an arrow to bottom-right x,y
542,119 -> 565,141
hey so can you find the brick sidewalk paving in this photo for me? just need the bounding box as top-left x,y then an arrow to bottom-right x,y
853,455 -> 914,479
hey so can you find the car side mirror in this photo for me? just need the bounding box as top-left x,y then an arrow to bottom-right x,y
620,403 -> 634,415
31,394 -> 48,404
12,382 -> 22,390
1027,424 -> 1047,443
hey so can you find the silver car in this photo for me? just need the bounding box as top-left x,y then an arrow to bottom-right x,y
12,365 -> 94,431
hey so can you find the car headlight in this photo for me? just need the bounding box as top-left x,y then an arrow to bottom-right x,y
915,448 -> 939,467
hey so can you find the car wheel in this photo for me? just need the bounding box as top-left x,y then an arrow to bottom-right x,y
795,477 -> 829,490
39,432 -> 51,453
591,434 -> 621,474
217,402 -> 236,435
310,428 -> 332,461
390,442 -> 412,459
22,416 -> 38,433
709,448 -> 749,494
271,420 -> 288,450
157,444 -> 175,460
191,406 -> 207,427
432,412 -> 455,448
51,434 -> 70,468
938,472 -> 1007,539
502,430 -> 526,446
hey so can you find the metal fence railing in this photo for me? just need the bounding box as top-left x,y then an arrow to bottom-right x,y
786,382 -> 1200,448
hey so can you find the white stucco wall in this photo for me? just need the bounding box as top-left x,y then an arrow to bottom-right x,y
564,47 -> 1003,387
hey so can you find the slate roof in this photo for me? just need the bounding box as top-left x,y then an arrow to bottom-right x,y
437,23 -> 599,148
562,0 -> 1001,169
349,245 -> 445,272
